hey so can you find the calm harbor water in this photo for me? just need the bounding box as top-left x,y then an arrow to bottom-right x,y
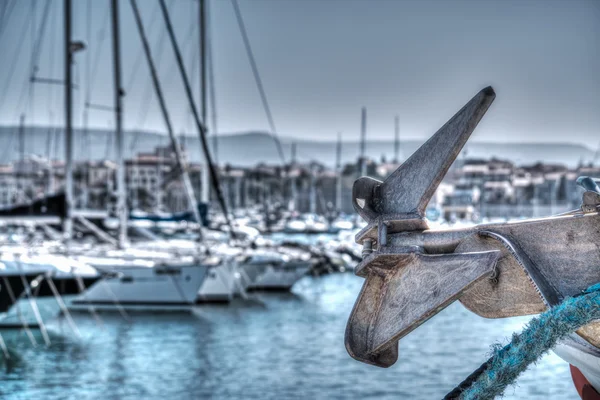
0,273 -> 578,399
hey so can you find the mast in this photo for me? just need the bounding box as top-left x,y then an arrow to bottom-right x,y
199,0 -> 210,207
111,0 -> 127,248
309,165 -> 316,214
130,0 -> 203,231
291,142 -> 296,163
19,114 -> 25,164
336,132 -> 342,212
64,0 -> 73,244
207,7 -> 218,164
360,106 -> 367,177
18,114 -> 25,201
83,0 -> 91,162
46,122 -> 55,193
394,115 -> 400,163
289,142 -> 297,211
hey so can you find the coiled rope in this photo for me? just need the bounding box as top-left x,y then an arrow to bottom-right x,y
445,283 -> 600,400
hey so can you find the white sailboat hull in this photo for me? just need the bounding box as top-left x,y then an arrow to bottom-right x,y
69,264 -> 207,311
197,264 -> 238,303
0,296 -> 72,328
248,261 -> 311,291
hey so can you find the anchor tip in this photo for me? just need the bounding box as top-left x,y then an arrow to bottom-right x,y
482,86 -> 495,97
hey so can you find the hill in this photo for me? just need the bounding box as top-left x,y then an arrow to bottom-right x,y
0,126 -> 595,168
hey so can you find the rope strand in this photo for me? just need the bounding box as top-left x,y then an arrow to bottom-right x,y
447,283 -> 600,399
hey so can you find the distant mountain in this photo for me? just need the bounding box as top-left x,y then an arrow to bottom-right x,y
0,126 -> 596,168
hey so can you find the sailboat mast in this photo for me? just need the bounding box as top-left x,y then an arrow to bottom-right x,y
360,106 -> 367,177
200,0 -> 210,206
207,16 -> 218,164
18,114 -> 25,201
394,115 -> 399,163
64,0 -> 73,244
200,0 -> 207,123
336,133 -> 342,212
19,114 -> 25,164
111,0 -> 127,248
289,141 -> 297,212
309,165 -> 316,214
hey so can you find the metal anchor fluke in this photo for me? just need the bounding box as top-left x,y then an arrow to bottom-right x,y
352,86 -> 496,245
345,249 -> 501,367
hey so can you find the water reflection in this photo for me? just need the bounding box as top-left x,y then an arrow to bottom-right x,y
0,274 -> 579,399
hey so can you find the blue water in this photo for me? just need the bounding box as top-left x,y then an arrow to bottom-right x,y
0,274 -> 579,399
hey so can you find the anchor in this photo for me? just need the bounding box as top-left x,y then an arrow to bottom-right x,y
345,86 -> 600,368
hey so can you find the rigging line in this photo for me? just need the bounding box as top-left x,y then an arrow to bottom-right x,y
30,0 -> 52,80
187,3 -> 200,113
126,0 -> 174,143
88,6 -> 110,97
47,0 -> 57,128
0,0 -> 17,38
185,0 -> 199,134
159,5 -> 199,131
133,26 -> 168,131
130,0 -> 188,145
185,2 -> 199,138
0,1 -> 6,31
27,0 -> 37,156
48,2 -> 58,163
159,0 -> 236,237
131,3 -> 179,134
230,0 -> 285,164
85,0 -> 91,102
161,9 -> 198,92
82,0 -> 92,160
0,4 -> 33,115
74,53 -> 83,152
0,9 -> 33,163
130,0 -> 205,237
124,0 -> 164,92
206,0 -> 218,163
199,0 -> 206,124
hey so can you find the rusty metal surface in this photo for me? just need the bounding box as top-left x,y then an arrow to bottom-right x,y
456,234 -> 547,318
345,86 -> 600,368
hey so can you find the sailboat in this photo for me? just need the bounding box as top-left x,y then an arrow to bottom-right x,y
0,247 -> 101,325
61,0 -> 210,311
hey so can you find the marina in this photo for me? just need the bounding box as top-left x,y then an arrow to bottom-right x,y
0,0 -> 598,398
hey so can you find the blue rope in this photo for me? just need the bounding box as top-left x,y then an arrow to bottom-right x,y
448,283 -> 600,400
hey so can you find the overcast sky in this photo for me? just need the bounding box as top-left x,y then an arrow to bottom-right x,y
0,0 -> 598,146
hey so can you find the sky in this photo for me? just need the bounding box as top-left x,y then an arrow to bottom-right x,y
0,0 -> 599,147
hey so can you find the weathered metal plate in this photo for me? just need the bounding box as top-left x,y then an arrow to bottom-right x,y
456,235 -> 547,318
345,250 -> 501,367
492,213 -> 600,302
389,213 -> 600,306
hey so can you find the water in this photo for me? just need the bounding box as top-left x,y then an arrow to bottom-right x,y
0,274 -> 579,399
